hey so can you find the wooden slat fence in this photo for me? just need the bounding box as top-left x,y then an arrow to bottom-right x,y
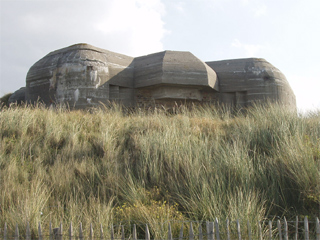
2,216 -> 320,240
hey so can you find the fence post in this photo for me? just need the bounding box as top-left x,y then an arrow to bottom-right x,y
168,223 -> 173,240
247,220 -> 252,240
179,224 -> 184,240
269,221 -> 272,240
121,225 -> 125,240
189,222 -> 194,240
69,222 -> 73,240
100,224 -> 104,240
145,224 -> 150,240
26,222 -> 31,240
14,224 -> 19,240
226,219 -> 230,240
111,225 -> 114,240
283,217 -> 288,240
59,222 -> 63,240
4,222 -> 7,240
90,223 -> 94,240
258,221 -> 263,240
295,216 -> 298,240
212,221 -> 215,240
316,217 -> 320,240
199,222 -> 203,240
50,222 -> 53,240
304,216 -> 309,240
206,221 -> 214,240
53,228 -> 59,240
215,218 -> 220,240
277,220 -> 282,240
39,222 -> 43,240
79,222 -> 84,240
133,224 -> 137,240
236,219 -> 241,240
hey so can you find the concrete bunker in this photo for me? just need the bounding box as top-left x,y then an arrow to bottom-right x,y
9,43 -> 295,110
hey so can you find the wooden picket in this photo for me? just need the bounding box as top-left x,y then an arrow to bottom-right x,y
2,216 -> 319,240
49,222 -> 52,240
133,224 -> 137,240
26,222 -> 30,240
208,221 -> 214,240
3,223 -> 7,240
145,224 -> 150,240
68,222 -> 72,240
90,223 -> 93,240
305,216 -> 310,240
79,222 -> 83,240
214,218 -> 219,240
15,224 -> 19,240
100,224 -> 104,240
189,222 -> 194,240
295,216 -> 299,240
277,219 -> 282,240
168,223 -> 172,240
283,217 -> 288,240
179,224 -> 183,240
258,221 -> 263,240
269,220 -> 272,240
121,225 -> 125,240
198,222 -> 203,240
247,220 -> 252,240
316,217 -> 320,240
226,219 -> 230,240
38,223 -> 43,240
110,224 -> 114,240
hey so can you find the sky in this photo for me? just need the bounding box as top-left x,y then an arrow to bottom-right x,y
1,0 -> 319,112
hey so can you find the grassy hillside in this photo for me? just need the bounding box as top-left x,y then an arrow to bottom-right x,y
0,103 -> 319,238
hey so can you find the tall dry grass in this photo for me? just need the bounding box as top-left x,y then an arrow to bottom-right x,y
0,103 -> 319,238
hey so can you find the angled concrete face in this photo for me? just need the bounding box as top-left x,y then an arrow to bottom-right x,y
26,43 -> 134,108
134,51 -> 165,88
134,51 -> 219,90
206,58 -> 296,109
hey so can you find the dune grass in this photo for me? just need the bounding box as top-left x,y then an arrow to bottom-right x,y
0,103 -> 319,238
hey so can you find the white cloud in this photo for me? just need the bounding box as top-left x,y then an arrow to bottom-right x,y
239,0 -> 267,17
172,2 -> 186,13
0,0 -> 167,96
241,0 -> 249,5
136,0 -> 166,15
94,0 -> 167,56
231,39 -> 264,57
253,4 -> 267,17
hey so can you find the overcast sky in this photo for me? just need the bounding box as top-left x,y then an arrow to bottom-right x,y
1,0 -> 319,112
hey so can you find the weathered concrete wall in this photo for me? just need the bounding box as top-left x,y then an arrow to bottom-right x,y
26,43 -> 134,108
206,58 -> 296,109
22,43 -> 296,110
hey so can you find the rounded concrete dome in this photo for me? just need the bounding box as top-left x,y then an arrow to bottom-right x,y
26,43 -> 134,108
206,58 -> 296,109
